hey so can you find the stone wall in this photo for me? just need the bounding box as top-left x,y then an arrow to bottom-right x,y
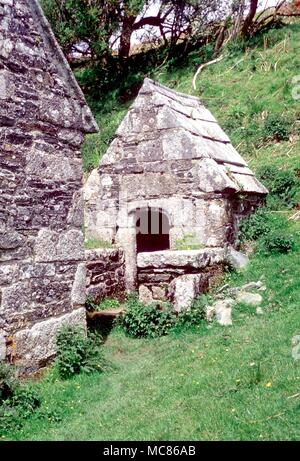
137,248 -> 226,310
86,249 -> 125,303
0,0 -> 97,372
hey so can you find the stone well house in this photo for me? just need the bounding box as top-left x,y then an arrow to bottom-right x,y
0,0 -> 98,372
84,78 -> 267,305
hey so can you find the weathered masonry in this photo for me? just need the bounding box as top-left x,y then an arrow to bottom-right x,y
86,248 -> 125,304
0,0 -> 98,372
84,78 -> 268,302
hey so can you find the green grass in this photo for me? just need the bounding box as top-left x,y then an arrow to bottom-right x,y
4,253 -> 300,440
89,298 -> 121,312
174,234 -> 204,251
85,237 -> 115,250
82,106 -> 129,172
3,216 -> 300,441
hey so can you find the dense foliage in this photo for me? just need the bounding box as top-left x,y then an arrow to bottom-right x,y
0,363 -> 18,404
119,295 -> 177,338
41,0 -> 231,61
119,293 -> 210,338
55,326 -> 105,379
239,207 -> 297,255
0,364 -> 41,436
256,165 -> 299,210
259,230 -> 296,254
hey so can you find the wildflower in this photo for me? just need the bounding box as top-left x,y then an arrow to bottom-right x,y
266,381 -> 272,388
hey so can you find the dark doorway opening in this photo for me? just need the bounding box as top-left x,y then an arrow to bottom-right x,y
136,208 -> 170,253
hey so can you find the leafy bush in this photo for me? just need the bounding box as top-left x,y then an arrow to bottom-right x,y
0,406 -> 22,436
239,205 -> 297,255
238,207 -> 272,242
0,366 -> 41,437
38,408 -> 63,423
0,386 -> 41,437
226,38 -> 249,55
55,326 -> 105,379
119,296 -> 176,339
257,165 -> 298,209
259,231 -> 296,254
196,43 -> 215,63
0,363 -> 18,404
9,387 -> 41,416
262,113 -> 292,142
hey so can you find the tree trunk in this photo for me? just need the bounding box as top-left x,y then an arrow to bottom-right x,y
241,0 -> 259,37
119,15 -> 136,60
214,22 -> 226,54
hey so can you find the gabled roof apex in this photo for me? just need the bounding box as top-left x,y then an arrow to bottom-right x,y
29,0 -> 98,133
101,78 -> 268,196
141,78 -> 201,103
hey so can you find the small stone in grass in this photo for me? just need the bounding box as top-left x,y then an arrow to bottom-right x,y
236,292 -> 263,306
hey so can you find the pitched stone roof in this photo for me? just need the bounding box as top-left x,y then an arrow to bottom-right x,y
29,0 -> 98,133
101,78 -> 267,195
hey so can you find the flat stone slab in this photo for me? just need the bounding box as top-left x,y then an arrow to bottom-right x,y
85,248 -> 120,261
87,308 -> 124,319
137,248 -> 225,269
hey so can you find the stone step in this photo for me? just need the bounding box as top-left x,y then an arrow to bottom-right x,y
87,308 -> 124,320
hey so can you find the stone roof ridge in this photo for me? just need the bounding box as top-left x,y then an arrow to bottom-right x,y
29,0 -> 98,133
142,78 -> 202,104
99,78 -> 268,195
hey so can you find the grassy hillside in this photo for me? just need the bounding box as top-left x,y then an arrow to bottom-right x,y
81,23 -> 300,176
2,24 -> 300,441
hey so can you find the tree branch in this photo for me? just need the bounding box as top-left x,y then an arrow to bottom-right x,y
133,15 -> 163,30
133,7 -> 173,31
277,12 -> 300,16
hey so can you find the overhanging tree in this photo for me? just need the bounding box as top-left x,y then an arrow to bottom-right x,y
41,0 -> 231,61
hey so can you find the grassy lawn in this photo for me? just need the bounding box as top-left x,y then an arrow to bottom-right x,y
4,231 -> 300,441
